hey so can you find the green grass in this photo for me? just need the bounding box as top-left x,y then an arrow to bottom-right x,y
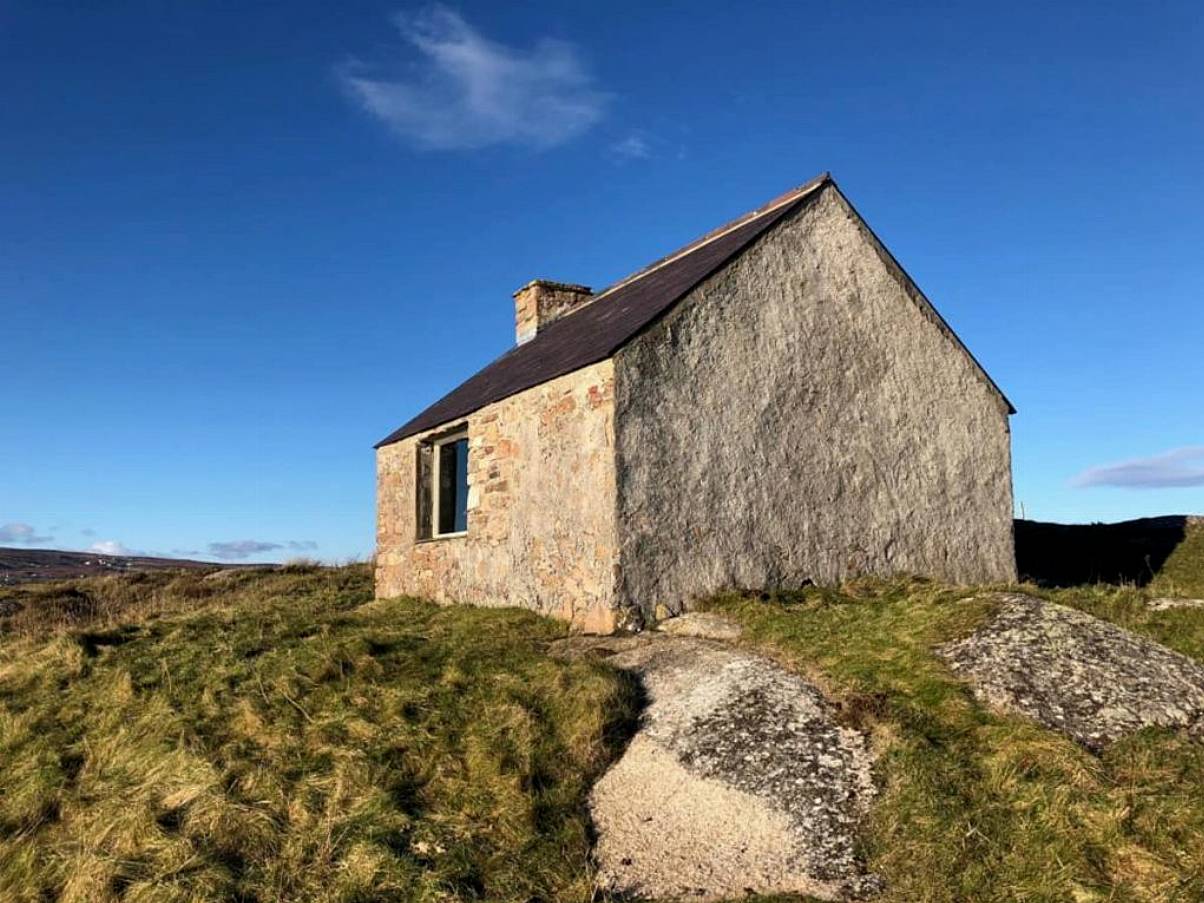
5,565 -> 1204,902
703,579 -> 1204,902
0,566 -> 639,902
1151,521 -> 1204,598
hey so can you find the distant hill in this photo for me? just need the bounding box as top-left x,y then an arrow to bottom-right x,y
1016,515 -> 1204,594
0,547 -> 238,585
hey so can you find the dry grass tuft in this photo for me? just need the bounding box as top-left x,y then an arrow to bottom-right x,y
0,568 -> 241,637
0,565 -> 640,902
6,563 -> 1204,901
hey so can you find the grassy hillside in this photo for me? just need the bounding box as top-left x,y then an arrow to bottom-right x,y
1152,520 -> 1204,597
0,547 -> 230,586
704,580 -> 1204,902
0,566 -> 638,902
3,566 -> 1204,901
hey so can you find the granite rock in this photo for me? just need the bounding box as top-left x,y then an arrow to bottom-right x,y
556,634 -> 880,901
939,593 -> 1204,750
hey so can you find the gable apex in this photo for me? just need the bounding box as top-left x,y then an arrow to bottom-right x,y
823,183 -> 1016,416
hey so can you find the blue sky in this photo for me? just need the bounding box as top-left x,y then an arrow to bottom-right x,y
2,1 -> 1202,562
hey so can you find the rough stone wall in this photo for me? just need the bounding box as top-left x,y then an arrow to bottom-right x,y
376,360 -> 620,632
613,185 -> 1015,619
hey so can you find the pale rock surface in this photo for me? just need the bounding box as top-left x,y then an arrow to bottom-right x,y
656,610 -> 743,641
1148,597 -> 1204,611
939,593 -> 1204,749
555,634 -> 879,901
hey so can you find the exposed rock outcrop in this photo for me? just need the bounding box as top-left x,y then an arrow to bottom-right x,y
939,593 -> 1204,750
656,610 -> 744,641
556,634 -> 879,901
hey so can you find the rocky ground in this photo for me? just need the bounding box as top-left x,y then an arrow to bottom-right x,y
555,594 -> 1204,900
939,592 -> 1204,750
555,615 -> 880,902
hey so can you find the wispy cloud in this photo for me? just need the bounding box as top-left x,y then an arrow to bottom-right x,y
339,6 -> 608,150
610,132 -> 651,160
0,522 -> 53,545
1071,446 -> 1204,489
208,540 -> 318,561
87,540 -> 138,557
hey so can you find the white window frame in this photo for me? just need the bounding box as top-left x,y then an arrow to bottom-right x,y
431,428 -> 469,538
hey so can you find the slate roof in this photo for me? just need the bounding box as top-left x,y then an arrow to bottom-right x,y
376,172 -> 1012,448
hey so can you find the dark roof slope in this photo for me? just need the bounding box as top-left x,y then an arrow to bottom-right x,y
376,172 -> 1015,447
375,174 -> 832,447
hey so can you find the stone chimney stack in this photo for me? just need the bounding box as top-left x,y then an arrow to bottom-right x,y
513,280 -> 593,345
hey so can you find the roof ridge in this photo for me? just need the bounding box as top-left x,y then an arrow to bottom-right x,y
588,172 -> 831,304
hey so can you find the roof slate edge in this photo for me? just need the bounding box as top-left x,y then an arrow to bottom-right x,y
372,341 -> 530,449
599,192 -> 820,360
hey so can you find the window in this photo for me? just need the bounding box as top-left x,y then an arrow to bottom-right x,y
416,428 -> 468,540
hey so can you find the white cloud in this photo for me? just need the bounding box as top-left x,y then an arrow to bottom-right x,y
87,540 -> 136,556
610,133 -> 651,160
0,522 -> 54,545
340,6 -> 608,150
1071,446 -> 1204,489
208,540 -> 318,561
209,540 -> 280,560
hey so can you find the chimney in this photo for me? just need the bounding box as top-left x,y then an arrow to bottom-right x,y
512,280 -> 593,344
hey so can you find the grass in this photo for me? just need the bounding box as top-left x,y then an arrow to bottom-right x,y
703,578 -> 1204,903
0,566 -> 639,902
1150,521 -> 1204,598
4,565 -> 1204,902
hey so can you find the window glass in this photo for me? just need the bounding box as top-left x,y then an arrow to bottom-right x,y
437,437 -> 469,534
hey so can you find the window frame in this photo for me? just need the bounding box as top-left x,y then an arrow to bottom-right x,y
429,428 -> 469,540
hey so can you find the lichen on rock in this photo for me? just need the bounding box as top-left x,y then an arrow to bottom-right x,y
938,592 -> 1204,750
558,634 -> 880,901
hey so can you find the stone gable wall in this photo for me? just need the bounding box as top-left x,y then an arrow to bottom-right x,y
613,185 -> 1015,619
375,359 -> 620,632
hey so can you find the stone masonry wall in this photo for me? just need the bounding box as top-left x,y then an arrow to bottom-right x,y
376,359 -> 620,632
613,185 -> 1015,620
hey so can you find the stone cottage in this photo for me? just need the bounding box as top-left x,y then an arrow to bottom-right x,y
375,173 -> 1016,632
